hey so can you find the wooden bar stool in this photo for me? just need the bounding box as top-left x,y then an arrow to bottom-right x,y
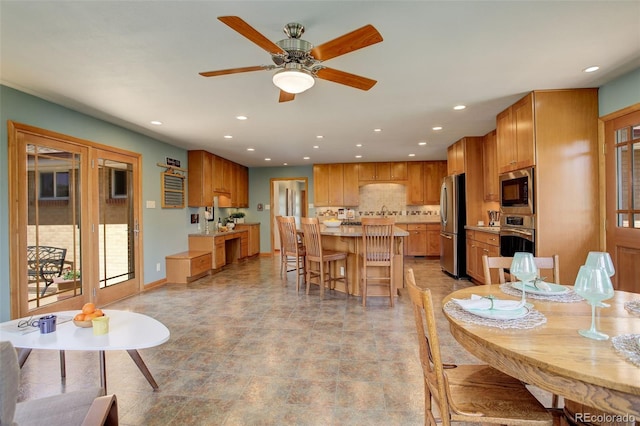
300,217 -> 348,298
276,215 -> 306,292
360,217 -> 395,307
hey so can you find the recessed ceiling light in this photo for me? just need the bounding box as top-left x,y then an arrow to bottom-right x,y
283,162 -> 288,165
355,155 -> 362,159
583,66 -> 600,73
150,120 -> 162,125
236,115 -> 248,120
408,154 -> 416,157
453,105 -> 466,111
264,158 -> 271,161
432,126 -> 443,131
373,128 -> 382,132
224,135 -> 233,139
303,156 -> 310,160
356,144 -> 363,147
418,141 -> 427,146
247,148 -> 255,151
316,135 -> 323,139
313,145 -> 319,149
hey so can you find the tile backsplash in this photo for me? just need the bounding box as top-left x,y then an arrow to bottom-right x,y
316,183 -> 440,219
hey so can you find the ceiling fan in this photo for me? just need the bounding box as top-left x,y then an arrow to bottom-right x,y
200,16 -> 383,102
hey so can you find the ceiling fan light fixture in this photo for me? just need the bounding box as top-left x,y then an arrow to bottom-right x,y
272,65 -> 315,94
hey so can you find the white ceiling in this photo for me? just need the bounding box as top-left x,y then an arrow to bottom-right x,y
1,1 -> 639,167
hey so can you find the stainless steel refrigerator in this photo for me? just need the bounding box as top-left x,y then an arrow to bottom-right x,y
440,174 -> 466,278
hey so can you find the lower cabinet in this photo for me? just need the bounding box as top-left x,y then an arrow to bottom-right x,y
401,223 -> 441,257
234,223 -> 260,257
189,231 -> 248,271
165,251 -> 212,284
466,229 -> 500,284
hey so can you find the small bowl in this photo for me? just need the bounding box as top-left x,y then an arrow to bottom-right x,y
73,319 -> 93,328
323,220 -> 342,228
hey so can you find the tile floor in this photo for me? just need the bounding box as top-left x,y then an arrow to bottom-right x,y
17,256 -> 548,425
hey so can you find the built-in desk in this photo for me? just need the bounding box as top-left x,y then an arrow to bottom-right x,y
188,230 -> 248,270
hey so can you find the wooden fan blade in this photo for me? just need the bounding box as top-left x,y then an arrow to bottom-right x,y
279,91 -> 296,103
218,16 -> 286,55
199,66 -> 267,77
311,24 -> 383,62
315,68 -> 377,91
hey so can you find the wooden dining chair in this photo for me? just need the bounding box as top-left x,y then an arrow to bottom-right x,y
482,254 -> 560,286
360,217 -> 395,307
482,254 -> 561,409
405,268 -> 554,426
276,215 -> 306,292
300,217 -> 348,298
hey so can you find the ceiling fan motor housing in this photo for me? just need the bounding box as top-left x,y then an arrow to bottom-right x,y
274,38 -> 315,67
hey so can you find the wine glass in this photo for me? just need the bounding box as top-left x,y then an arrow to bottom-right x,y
585,252 -> 615,307
573,265 -> 615,340
510,252 -> 538,304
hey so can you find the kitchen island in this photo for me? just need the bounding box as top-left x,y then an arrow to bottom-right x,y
310,224 -> 409,297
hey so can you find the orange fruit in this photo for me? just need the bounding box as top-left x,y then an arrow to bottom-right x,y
84,312 -> 99,320
93,309 -> 104,317
74,313 -> 85,321
82,303 -> 96,314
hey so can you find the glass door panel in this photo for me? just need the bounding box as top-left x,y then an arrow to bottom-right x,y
95,150 -> 140,305
24,141 -> 84,312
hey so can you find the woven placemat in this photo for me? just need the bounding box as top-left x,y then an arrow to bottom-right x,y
611,334 -> 640,367
444,300 -> 547,330
499,283 -> 583,303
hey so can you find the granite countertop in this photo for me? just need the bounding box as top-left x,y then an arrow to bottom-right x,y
189,228 -> 248,237
465,225 -> 501,234
319,225 -> 409,237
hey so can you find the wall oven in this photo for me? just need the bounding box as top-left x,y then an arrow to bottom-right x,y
500,214 -> 535,257
500,167 -> 534,215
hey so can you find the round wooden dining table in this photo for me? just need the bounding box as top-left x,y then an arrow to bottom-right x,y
443,286 -> 640,418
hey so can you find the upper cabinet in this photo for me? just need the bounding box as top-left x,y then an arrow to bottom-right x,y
343,163 -> 359,206
406,161 -> 447,206
188,150 -> 248,207
482,130 -> 499,202
447,139 -> 466,175
188,150 -> 213,207
496,92 -> 535,173
358,162 -> 407,182
314,163 -> 352,207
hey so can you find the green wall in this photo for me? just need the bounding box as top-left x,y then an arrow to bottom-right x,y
2,66 -> 639,320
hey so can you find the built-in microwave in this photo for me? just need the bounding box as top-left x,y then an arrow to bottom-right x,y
499,167 -> 534,215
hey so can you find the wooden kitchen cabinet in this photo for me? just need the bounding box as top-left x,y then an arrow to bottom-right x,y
313,163 -> 345,206
426,223 -> 440,256
447,139 -> 465,175
425,161 -> 447,205
466,229 -> 500,284
342,163 -> 359,206
218,161 -> 249,208
358,162 -> 407,182
187,150 -> 213,207
235,223 -> 260,257
213,154 -> 231,194
165,250 -> 212,284
406,162 -> 424,205
406,224 -> 428,256
482,129 -> 499,202
496,92 -> 535,173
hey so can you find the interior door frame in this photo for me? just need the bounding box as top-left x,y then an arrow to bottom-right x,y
600,103 -> 640,290
7,121 -> 143,318
269,177 -> 308,254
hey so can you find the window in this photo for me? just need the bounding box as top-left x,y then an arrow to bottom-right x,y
111,169 -> 128,198
39,171 -> 69,199
615,123 -> 640,228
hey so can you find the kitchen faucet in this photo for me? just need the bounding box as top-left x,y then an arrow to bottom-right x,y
381,205 -> 389,217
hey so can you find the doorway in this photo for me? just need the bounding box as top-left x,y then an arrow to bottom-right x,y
270,178 -> 308,253
603,105 -> 640,292
8,122 -> 142,318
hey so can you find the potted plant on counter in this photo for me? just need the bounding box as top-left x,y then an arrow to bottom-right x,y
230,212 -> 245,224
